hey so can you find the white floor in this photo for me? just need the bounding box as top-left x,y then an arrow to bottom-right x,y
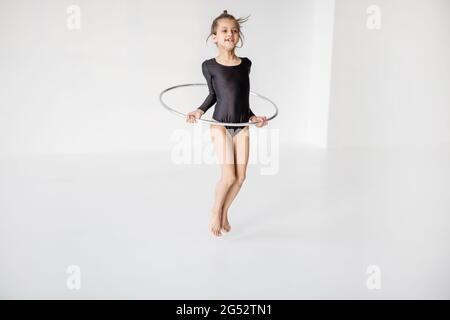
1,143 -> 449,299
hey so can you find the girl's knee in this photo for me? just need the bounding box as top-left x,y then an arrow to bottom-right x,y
236,175 -> 246,186
222,175 -> 236,187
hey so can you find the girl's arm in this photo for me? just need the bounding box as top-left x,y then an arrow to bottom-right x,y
248,58 -> 255,121
198,61 -> 216,113
249,108 -> 255,121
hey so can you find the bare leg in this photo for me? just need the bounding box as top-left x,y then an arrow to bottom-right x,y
209,124 -> 236,236
221,127 -> 250,232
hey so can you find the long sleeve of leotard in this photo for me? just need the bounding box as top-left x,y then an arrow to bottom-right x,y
198,61 -> 217,113
248,59 -> 255,119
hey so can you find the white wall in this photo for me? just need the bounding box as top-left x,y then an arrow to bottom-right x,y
4,0 -> 446,154
327,0 -> 450,148
306,0 -> 335,148
0,0 -> 317,156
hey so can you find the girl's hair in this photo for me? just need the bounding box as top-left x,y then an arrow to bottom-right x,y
206,10 -> 250,48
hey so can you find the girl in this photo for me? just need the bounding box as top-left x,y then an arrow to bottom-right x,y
186,10 -> 268,237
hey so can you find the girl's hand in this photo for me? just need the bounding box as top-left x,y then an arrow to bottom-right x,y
250,115 -> 268,128
186,109 -> 204,123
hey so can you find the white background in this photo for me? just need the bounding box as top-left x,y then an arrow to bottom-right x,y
1,0 -> 449,299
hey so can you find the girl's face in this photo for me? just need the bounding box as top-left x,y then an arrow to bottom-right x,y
213,18 -> 240,50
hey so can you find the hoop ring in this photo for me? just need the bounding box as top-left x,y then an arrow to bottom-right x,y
159,83 -> 278,127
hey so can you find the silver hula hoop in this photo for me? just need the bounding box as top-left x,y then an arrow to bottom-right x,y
159,83 -> 278,127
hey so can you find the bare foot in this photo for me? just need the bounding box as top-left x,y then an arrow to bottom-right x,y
221,209 -> 231,233
209,209 -> 222,237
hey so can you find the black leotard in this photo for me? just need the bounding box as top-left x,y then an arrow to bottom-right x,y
198,57 -> 255,131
